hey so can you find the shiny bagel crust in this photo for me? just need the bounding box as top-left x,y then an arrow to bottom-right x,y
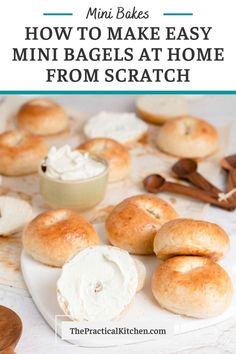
23,208 -> 100,267
0,129 -> 48,176
152,256 -> 233,318
156,116 -> 219,159
17,99 -> 69,136
153,218 -> 230,261
105,194 -> 178,255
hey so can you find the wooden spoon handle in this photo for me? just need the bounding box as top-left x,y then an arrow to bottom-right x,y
231,169 -> 236,187
1,349 -> 16,354
226,169 -> 236,203
187,172 -> 222,196
164,182 -> 234,211
227,170 -> 235,193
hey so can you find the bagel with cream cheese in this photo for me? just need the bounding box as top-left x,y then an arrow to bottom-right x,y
57,245 -> 140,321
83,112 -> 148,144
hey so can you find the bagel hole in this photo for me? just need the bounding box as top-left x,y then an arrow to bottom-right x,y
29,99 -> 53,107
178,258 -> 205,273
94,281 -> 103,293
47,210 -> 69,225
143,204 -> 160,219
6,132 -> 25,147
93,141 -> 109,154
184,125 -> 191,135
183,120 -> 195,136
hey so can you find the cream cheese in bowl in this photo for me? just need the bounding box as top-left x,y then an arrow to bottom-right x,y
39,145 -> 109,210
44,145 -> 106,181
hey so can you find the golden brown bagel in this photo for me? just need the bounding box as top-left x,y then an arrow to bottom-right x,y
23,208 -> 100,267
17,99 -> 69,136
0,129 -> 48,176
136,95 -> 188,125
105,194 -> 178,255
78,138 -> 131,182
153,218 -> 229,261
156,116 -> 219,159
152,256 -> 233,318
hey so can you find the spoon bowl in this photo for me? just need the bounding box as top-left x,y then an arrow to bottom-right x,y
143,174 -> 165,193
172,158 -> 222,197
172,159 -> 198,177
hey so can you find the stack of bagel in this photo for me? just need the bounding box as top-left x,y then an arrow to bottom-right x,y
105,195 -> 233,319
152,218 -> 233,318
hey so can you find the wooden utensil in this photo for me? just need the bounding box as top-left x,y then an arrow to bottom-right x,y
143,174 -> 235,211
172,158 -> 223,197
221,154 -> 236,194
0,305 -> 22,354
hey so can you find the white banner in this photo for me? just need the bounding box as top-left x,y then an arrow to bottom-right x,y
0,0 -> 235,91
60,319 -> 174,346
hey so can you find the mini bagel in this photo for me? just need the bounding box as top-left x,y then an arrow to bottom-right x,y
152,256 -> 233,318
136,95 -> 188,125
57,245 -> 139,321
0,129 -> 48,176
78,138 -> 131,182
83,112 -> 148,145
134,258 -> 146,292
156,116 -> 219,159
23,208 -> 100,267
17,99 -> 69,136
105,194 -> 178,255
153,218 -> 230,261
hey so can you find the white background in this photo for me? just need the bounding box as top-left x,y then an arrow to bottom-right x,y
0,0 -> 235,91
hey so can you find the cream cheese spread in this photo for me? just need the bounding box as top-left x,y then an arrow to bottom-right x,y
44,145 -> 106,181
57,245 -> 138,321
84,112 -> 148,144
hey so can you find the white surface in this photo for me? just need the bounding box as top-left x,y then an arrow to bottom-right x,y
2,95 -> 236,353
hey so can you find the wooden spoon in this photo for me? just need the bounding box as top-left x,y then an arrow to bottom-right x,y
143,174 -> 235,211
172,158 -> 222,197
221,154 -> 236,193
0,305 -> 22,354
